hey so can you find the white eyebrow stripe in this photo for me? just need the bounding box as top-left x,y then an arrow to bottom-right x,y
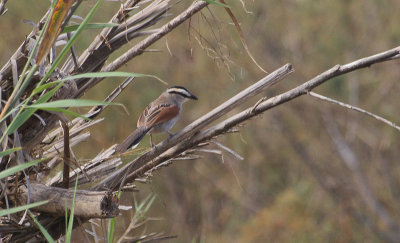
168,88 -> 190,96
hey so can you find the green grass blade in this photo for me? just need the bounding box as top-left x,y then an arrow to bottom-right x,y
9,64 -> 38,109
5,78 -> 65,135
65,176 -> 79,243
28,210 -> 56,243
108,191 -> 121,243
5,108 -> 37,135
0,158 -> 44,179
37,107 -> 91,121
28,99 -> 115,108
32,80 -> 63,95
0,147 -> 21,157
62,23 -> 119,33
36,82 -> 65,104
143,195 -> 156,213
0,64 -> 37,141
0,106 -> 19,125
0,200 -> 49,217
108,217 -> 116,243
134,194 -> 156,220
61,71 -> 167,85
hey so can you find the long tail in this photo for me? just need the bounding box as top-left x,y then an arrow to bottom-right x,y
115,127 -> 151,153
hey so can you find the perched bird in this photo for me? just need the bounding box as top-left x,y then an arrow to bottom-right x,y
115,86 -> 197,153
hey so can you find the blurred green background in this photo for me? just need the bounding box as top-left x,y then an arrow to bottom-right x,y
1,0 -> 400,242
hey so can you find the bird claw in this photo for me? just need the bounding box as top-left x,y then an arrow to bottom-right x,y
167,131 -> 174,139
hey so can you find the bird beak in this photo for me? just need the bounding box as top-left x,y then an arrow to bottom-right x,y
189,93 -> 198,100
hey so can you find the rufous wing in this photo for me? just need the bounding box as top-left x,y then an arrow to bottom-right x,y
137,103 -> 179,128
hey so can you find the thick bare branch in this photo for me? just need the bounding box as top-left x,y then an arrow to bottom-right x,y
18,183 -> 119,218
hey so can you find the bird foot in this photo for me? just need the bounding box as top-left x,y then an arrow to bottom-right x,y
167,131 -> 174,140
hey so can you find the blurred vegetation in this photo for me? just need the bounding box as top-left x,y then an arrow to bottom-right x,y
1,0 -> 399,242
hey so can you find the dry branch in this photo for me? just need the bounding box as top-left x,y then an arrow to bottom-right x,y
19,183 -> 119,218
309,92 -> 400,132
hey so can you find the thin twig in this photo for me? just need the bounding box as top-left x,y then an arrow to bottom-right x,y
309,92 -> 400,132
61,120 -> 70,189
219,0 -> 267,73
67,32 -> 80,70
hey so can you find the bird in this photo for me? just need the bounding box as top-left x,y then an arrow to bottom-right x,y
115,86 -> 198,153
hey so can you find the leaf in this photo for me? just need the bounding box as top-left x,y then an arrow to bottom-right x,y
28,211 -> 56,243
0,106 -> 18,126
62,22 -> 119,33
0,201 -> 49,217
65,177 -> 79,243
0,64 -> 37,132
2,64 -> 38,120
32,81 -> 63,95
37,107 -> 91,121
28,99 -> 116,108
61,71 -> 167,84
36,82 -> 65,104
108,191 -> 122,242
36,0 -> 76,65
143,194 -> 156,213
219,0 -> 267,73
5,81 -> 65,135
6,108 -> 37,135
108,217 -> 116,243
0,147 -> 21,157
0,159 -> 44,179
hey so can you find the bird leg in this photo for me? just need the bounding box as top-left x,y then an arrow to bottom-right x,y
167,131 -> 174,139
150,134 -> 155,147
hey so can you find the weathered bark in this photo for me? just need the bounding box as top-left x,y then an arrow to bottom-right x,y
19,183 -> 119,218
